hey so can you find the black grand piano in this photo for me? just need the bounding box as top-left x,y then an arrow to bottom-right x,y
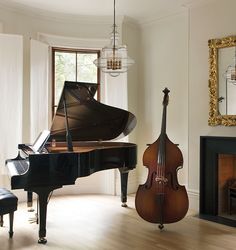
5,81 -> 137,244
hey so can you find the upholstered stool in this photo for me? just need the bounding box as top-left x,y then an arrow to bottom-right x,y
0,188 -> 18,238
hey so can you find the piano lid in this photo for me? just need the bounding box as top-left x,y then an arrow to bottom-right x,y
49,81 -> 136,142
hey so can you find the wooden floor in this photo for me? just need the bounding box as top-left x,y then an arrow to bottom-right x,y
0,194 -> 236,250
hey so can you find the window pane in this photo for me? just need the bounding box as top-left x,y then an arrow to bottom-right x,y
77,53 -> 97,83
54,52 -> 76,105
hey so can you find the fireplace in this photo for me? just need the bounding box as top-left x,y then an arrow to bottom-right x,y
200,136 -> 236,226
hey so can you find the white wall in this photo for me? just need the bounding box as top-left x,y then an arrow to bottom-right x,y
122,18 -> 140,192
138,12 -> 189,187
188,0 -> 236,209
137,0 -> 236,211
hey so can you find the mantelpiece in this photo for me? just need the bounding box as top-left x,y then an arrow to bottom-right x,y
200,136 -> 236,226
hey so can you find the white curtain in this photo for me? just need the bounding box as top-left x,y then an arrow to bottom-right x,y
30,39 -> 49,142
0,34 -> 23,175
103,73 -> 129,195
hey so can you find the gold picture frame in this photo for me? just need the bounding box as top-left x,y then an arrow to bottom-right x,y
208,35 -> 236,126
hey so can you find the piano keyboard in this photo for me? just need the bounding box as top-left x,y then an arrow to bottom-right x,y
7,160 -> 29,176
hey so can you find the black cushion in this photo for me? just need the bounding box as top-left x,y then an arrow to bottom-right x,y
0,188 -> 18,215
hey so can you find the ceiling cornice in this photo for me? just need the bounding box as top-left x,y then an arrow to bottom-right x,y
138,0 -> 217,27
139,8 -> 187,27
0,1 -> 126,25
37,32 -> 110,49
182,0 -> 217,9
0,0 -> 217,27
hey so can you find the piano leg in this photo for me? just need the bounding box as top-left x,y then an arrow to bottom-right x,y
26,186 -> 61,244
119,168 -> 129,207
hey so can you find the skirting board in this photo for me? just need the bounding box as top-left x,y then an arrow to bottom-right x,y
1,173 -> 199,212
187,188 -> 199,212
0,172 -> 139,203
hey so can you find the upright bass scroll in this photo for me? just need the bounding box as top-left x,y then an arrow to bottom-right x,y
135,88 -> 188,229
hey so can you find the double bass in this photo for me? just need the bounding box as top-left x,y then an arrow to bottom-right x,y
135,88 -> 188,229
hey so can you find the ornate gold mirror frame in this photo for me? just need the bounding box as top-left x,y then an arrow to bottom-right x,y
208,35 -> 236,126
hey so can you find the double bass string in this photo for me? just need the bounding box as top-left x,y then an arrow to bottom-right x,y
156,137 -> 165,228
156,135 -> 166,194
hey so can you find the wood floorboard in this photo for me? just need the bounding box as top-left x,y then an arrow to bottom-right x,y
0,194 -> 236,250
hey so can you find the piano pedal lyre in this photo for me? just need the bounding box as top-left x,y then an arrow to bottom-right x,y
28,213 -> 38,224
28,196 -> 39,224
27,203 -> 34,212
27,191 -> 34,212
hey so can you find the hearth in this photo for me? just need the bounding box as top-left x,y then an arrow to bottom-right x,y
200,136 -> 236,227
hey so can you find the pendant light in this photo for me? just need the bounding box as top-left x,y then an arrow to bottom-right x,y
93,0 -> 134,77
224,47 -> 236,85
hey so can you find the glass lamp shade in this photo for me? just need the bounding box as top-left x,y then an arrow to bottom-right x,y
94,45 -> 134,77
224,48 -> 236,85
94,25 -> 134,77
225,64 -> 236,85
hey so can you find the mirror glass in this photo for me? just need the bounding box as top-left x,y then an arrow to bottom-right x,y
208,36 -> 236,126
218,46 -> 236,115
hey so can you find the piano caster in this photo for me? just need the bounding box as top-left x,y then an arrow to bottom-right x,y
121,202 -> 127,207
158,224 -> 164,230
38,237 -> 47,244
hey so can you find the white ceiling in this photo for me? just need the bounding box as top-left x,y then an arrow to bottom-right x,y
0,0 -> 207,24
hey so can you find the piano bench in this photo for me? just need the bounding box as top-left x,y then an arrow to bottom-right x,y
0,188 -> 18,238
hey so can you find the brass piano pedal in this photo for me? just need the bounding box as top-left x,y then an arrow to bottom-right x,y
28,207 -> 34,212
28,213 -> 38,224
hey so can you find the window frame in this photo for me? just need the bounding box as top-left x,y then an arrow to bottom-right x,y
52,47 -> 100,116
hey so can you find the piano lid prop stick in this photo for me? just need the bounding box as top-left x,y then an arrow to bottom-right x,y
63,92 -> 73,152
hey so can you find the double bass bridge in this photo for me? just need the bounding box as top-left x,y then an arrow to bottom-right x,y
155,176 -> 168,184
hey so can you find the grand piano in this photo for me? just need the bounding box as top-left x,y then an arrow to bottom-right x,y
5,81 -> 137,244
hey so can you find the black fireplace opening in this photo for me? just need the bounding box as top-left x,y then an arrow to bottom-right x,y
218,154 -> 236,219
200,136 -> 236,227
